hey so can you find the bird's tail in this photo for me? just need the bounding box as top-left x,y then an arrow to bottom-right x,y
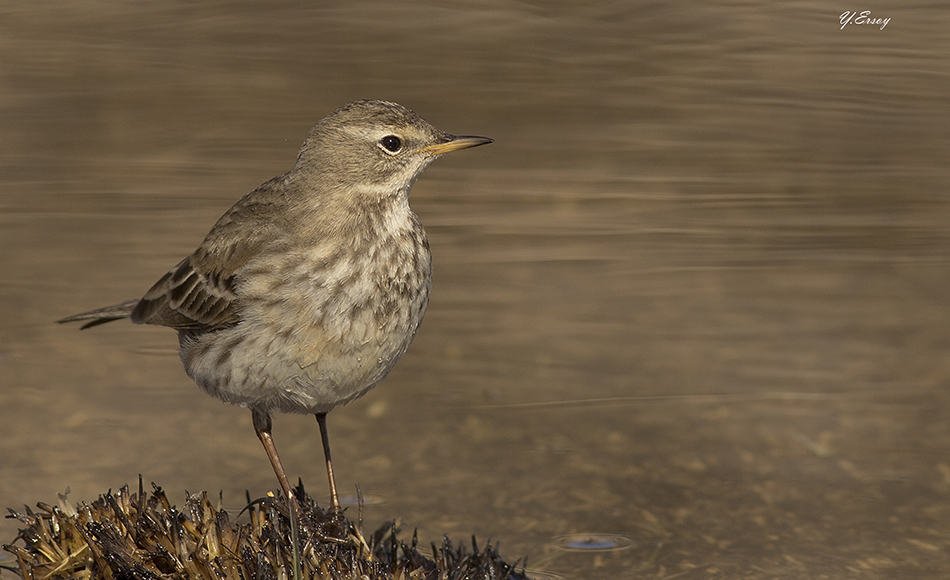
57,299 -> 140,329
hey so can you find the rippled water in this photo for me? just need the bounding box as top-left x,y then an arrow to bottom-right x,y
2,3 -> 949,579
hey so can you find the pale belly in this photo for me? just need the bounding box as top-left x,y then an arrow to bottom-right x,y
179,240 -> 431,415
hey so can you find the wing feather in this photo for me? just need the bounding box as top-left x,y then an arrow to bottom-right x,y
130,257 -> 240,330
130,175 -> 294,332
62,174 -> 299,333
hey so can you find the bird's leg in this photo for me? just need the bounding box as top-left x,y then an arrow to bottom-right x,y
252,408 -> 296,505
315,413 -> 341,513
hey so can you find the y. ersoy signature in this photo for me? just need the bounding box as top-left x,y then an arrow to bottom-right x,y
840,11 -> 891,30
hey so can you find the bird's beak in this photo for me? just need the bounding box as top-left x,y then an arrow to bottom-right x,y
421,134 -> 493,155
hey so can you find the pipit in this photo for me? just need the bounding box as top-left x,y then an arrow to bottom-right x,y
59,100 -> 492,511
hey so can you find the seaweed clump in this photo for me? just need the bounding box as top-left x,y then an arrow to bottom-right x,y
2,480 -> 528,580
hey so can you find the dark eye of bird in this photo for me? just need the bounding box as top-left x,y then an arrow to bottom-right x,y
380,135 -> 402,153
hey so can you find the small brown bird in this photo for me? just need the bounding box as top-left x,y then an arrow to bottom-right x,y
59,100 -> 492,511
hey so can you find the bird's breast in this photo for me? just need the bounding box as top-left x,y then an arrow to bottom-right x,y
210,207 -> 432,408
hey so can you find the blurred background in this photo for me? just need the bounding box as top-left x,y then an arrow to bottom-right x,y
2,2 -> 948,578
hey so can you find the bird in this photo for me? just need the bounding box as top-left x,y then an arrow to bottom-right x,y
58,100 -> 492,512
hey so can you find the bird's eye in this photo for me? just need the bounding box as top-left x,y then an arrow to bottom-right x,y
379,135 -> 402,153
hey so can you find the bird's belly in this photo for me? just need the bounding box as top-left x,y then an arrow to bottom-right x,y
179,262 -> 430,415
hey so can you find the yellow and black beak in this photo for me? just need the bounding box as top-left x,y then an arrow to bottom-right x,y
421,134 -> 493,155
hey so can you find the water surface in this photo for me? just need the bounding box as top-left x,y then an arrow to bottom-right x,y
2,3 -> 949,578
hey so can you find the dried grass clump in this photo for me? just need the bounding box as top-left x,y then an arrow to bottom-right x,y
3,480 -> 527,580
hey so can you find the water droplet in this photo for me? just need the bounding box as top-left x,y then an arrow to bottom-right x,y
552,533 -> 634,552
377,357 -> 384,364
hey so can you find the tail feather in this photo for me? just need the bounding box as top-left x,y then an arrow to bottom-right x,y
57,299 -> 140,330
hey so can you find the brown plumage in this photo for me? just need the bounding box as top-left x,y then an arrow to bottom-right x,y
59,100 -> 492,510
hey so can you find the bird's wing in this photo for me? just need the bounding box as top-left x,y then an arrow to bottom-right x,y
131,175 -> 292,332
130,255 -> 240,330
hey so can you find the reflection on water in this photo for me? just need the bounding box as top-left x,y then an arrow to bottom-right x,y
2,2 -> 949,579
553,533 -> 636,551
